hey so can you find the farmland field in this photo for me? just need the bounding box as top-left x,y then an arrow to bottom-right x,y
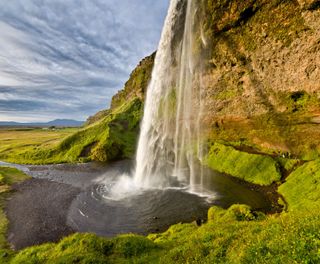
0,128 -> 79,164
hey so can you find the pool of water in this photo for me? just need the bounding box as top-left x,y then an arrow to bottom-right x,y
1,160 -> 270,237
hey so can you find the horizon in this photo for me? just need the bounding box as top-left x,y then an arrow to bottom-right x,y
0,118 -> 85,124
0,0 -> 170,123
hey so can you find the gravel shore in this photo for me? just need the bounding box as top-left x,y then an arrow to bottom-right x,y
5,178 -> 81,250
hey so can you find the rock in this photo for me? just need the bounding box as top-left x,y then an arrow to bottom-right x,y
196,218 -> 204,226
297,0 -> 320,10
311,116 -> 320,123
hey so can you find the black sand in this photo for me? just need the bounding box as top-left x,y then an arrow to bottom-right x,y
5,179 -> 81,250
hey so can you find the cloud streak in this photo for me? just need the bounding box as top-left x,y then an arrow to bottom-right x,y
0,0 -> 169,122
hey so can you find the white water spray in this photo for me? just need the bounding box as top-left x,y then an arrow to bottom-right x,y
134,0 -> 205,191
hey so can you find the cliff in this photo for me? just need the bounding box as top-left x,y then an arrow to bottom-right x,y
85,0 -> 320,161
191,0 -> 320,160
20,0 -> 320,166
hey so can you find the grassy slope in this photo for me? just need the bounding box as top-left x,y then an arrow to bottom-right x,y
0,99 -> 142,165
279,159 -> 320,212
0,167 -> 30,262
8,207 -> 319,263
51,98 -> 143,163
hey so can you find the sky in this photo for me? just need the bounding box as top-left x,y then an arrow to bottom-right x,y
0,0 -> 170,122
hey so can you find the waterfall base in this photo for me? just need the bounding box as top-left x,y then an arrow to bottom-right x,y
4,160 -> 272,239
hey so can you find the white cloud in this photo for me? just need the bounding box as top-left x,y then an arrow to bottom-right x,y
0,0 -> 170,122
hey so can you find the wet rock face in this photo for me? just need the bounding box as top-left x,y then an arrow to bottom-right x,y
297,0 -> 320,10
184,0 -> 320,157
192,0 -> 320,122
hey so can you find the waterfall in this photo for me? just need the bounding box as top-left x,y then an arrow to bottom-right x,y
134,0 -> 204,191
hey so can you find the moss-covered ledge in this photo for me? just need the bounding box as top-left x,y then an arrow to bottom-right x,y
278,159 -> 320,212
203,142 -> 281,185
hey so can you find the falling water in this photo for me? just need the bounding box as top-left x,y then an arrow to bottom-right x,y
134,0 -> 204,191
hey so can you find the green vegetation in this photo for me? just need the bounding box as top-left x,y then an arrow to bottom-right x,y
204,142 -> 281,185
4,204 -> 318,264
279,159 -> 320,212
52,98 -> 143,163
0,128 -> 78,164
0,53 -> 154,165
207,109 -> 320,162
10,233 -> 160,264
0,167 -> 30,263
0,99 -> 142,165
275,157 -> 300,172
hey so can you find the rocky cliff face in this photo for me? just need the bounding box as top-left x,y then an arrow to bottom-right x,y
83,0 -> 320,162
196,0 -> 319,118
189,0 -> 320,159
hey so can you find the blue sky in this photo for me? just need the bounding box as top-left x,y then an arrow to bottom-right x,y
0,0 -> 169,122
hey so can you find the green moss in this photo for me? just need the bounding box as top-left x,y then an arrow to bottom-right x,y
207,206 -> 226,222
213,85 -> 239,100
224,204 -> 257,221
152,206 -> 320,264
0,167 -> 30,185
0,174 -> 4,185
278,159 -> 320,212
55,98 -> 142,163
275,157 -> 300,172
112,234 -> 158,258
6,202 -> 320,263
209,204 -> 265,223
11,233 -> 160,264
204,142 -> 281,185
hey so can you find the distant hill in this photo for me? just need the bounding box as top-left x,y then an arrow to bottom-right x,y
0,119 -> 84,127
